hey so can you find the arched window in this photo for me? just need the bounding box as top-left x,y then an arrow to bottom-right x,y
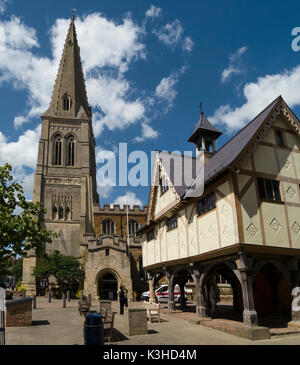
53,135 -> 62,165
59,206 -> 64,219
63,95 -> 71,111
102,220 -> 115,235
52,206 -> 58,220
66,136 -> 75,166
65,207 -> 71,220
129,220 -> 139,236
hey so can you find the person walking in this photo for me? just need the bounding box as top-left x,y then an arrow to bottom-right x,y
119,285 -> 126,315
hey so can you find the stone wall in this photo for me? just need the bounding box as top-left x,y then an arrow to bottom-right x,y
6,297 -> 33,327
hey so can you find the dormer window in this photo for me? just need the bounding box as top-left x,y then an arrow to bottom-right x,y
63,95 -> 72,111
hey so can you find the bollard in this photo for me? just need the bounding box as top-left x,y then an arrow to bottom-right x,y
67,291 -> 70,302
63,293 -> 66,308
48,290 -> 51,303
33,295 -> 36,309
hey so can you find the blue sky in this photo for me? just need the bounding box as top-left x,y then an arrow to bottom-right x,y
1,0 -> 300,207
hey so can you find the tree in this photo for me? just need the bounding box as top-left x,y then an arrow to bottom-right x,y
10,258 -> 23,281
33,251 -> 84,297
0,163 -> 56,275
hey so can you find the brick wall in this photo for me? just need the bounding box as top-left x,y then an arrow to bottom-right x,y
6,298 -> 32,327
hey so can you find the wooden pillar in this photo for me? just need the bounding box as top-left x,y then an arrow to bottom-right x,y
240,270 -> 258,326
165,270 -> 175,311
179,281 -> 186,310
147,272 -> 156,303
194,269 -> 206,317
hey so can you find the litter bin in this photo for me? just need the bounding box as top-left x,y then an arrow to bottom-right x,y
83,313 -> 104,345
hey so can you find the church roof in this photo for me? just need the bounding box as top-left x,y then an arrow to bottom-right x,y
188,112 -> 222,143
42,16 -> 91,119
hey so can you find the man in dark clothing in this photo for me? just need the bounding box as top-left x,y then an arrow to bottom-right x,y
119,286 -> 126,315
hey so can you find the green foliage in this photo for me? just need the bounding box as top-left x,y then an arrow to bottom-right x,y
16,280 -> 26,292
0,163 -> 57,269
10,258 -> 23,280
33,251 -> 84,297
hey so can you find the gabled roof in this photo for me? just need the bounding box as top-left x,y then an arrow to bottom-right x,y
184,95 -> 300,198
188,112 -> 222,143
42,16 -> 91,119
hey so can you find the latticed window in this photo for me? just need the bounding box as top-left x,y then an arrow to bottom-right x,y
257,178 -> 281,201
102,220 -> 115,235
197,192 -> 216,216
63,95 -> 71,111
160,175 -> 169,195
129,220 -> 139,235
167,215 -> 178,231
67,136 -> 75,166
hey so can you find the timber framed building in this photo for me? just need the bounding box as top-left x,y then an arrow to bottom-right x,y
139,96 -> 300,329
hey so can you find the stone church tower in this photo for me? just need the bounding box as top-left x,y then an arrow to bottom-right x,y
23,16 -> 99,294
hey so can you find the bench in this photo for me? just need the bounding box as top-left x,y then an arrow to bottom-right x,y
103,311 -> 116,342
143,301 -> 161,323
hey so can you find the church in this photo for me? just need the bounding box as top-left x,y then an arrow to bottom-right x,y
22,16 -> 148,300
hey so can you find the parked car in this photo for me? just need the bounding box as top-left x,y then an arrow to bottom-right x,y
141,284 -> 187,303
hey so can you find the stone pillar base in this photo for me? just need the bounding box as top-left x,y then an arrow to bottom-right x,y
22,283 -> 36,296
288,321 -> 300,329
168,300 -> 175,310
124,308 -> 148,336
196,305 -> 206,317
243,309 -> 258,327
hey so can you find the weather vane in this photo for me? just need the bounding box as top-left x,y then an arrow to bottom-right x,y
72,8 -> 77,19
199,101 -> 203,114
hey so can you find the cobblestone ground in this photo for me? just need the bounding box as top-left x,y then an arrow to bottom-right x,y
5,297 -> 300,345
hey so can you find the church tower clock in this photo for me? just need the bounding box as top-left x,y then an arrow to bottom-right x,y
23,15 -> 99,294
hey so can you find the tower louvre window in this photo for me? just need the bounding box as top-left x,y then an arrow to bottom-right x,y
59,206 -> 64,219
67,136 -> 75,166
129,220 -> 139,236
53,135 -> 62,165
63,95 -> 71,111
102,220 -> 115,235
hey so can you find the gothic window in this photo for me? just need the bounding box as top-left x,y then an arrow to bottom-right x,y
63,95 -> 72,111
53,135 -> 62,165
52,206 -> 58,220
65,207 -> 71,220
66,136 -> 75,166
129,220 -> 139,236
59,206 -> 64,219
102,220 -> 115,235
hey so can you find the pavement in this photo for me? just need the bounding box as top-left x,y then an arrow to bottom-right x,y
5,297 -> 300,345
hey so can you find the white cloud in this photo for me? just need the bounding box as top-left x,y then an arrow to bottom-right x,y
87,74 -> 145,137
0,125 -> 40,168
155,67 -> 186,110
210,64 -> 300,131
221,46 -> 247,83
113,191 -> 143,208
145,5 -> 162,19
182,36 -> 194,52
134,122 -> 158,143
154,19 -> 183,48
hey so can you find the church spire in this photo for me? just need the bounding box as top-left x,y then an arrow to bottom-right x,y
43,15 -> 91,119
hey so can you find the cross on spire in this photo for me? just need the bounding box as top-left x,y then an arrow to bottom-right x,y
72,8 -> 77,20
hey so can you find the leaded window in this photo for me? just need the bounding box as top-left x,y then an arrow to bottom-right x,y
257,178 -> 281,201
197,192 -> 216,216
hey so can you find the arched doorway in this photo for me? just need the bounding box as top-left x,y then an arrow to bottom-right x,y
98,272 -> 118,300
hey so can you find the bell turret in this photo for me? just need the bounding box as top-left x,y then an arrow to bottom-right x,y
188,108 -> 222,159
